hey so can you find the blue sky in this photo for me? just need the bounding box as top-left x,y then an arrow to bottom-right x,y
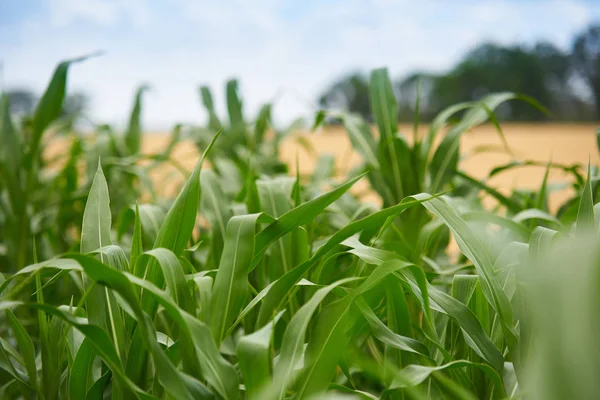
1,0 -> 599,129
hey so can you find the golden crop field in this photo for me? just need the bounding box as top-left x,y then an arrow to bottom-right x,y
141,123 -> 599,209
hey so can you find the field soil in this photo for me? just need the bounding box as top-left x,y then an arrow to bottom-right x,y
139,123 -> 599,210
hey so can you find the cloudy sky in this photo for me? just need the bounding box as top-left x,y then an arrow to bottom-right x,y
1,0 -> 599,130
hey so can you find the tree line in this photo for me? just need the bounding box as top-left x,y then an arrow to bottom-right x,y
319,23 -> 600,122
4,23 -> 599,125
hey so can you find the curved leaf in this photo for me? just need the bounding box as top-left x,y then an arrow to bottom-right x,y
209,213 -> 269,344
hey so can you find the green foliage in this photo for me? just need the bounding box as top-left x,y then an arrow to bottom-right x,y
320,23 -> 600,121
1,59 -> 599,400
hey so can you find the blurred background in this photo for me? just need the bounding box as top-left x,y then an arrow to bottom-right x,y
1,0 -> 600,206
1,0 -> 600,128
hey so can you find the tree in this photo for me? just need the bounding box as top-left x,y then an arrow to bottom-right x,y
396,72 -> 439,121
5,89 -> 36,115
4,89 -> 89,126
572,24 -> 600,119
429,43 -> 553,120
317,25 -> 600,122
61,91 -> 89,123
534,42 -> 571,93
318,72 -> 372,120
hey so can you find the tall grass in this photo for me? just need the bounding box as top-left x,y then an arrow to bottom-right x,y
0,60 -> 598,399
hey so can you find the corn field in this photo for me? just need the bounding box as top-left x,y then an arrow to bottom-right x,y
0,57 -> 599,400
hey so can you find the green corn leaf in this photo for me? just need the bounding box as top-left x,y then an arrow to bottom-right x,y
328,384 -> 379,399
370,68 -> 403,200
194,276 -> 213,322
226,79 -> 246,145
0,301 -> 155,399
456,172 -> 523,213
81,161 -> 112,255
536,161 -> 552,211
355,298 -> 429,357
384,276 -> 414,372
452,275 -> 480,307
344,241 -> 505,373
378,135 -> 417,203
512,209 -> 561,228
529,227 -> 558,264
130,204 -> 143,273
294,297 -> 353,399
407,272 -> 506,373
6,310 -> 37,392
140,248 -> 195,314
311,154 -> 336,183
200,86 -> 222,131
139,130 -> 220,316
341,113 -> 379,168
290,259 -> 421,398
0,94 -> 20,177
66,254 -> 235,399
118,204 -> 165,248
576,163 -> 594,236
312,109 -> 327,131
429,93 -> 522,192
81,161 -> 118,350
256,177 -> 296,279
153,129 -> 221,253
256,196 -> 428,328
92,245 -> 129,272
251,173 -> 365,271
125,275 -> 239,399
254,103 -> 272,146
462,212 -> 530,242
412,193 -> 517,353
28,55 -> 93,165
70,337 -> 95,400
422,101 -> 474,166
124,85 -> 149,155
391,360 -> 504,396
262,278 -> 358,400
86,371 -> 112,400
200,169 -> 233,265
226,79 -> 244,127
209,214 -> 271,344
237,311 -> 284,399
0,327 -> 31,391
243,160 -> 262,213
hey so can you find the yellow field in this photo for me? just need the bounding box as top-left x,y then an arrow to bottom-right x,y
141,123 -> 599,209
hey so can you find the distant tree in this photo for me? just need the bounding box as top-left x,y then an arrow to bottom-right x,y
533,41 -> 598,120
61,91 -> 89,119
6,89 -> 36,115
534,42 -> 571,92
318,72 -> 372,120
5,88 -> 89,125
317,24 -> 600,123
572,24 -> 600,118
429,43 -> 552,120
396,72 -> 438,121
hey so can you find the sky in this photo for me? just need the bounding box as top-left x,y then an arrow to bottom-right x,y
1,0 -> 599,130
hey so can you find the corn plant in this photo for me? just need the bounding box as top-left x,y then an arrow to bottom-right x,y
1,62 -> 599,400
0,56 -> 96,271
0,61 -> 184,272
2,150 -> 599,399
189,80 -> 303,194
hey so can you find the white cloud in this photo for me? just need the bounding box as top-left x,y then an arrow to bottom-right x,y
47,0 -> 118,26
47,0 -> 152,28
1,0 -> 598,129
